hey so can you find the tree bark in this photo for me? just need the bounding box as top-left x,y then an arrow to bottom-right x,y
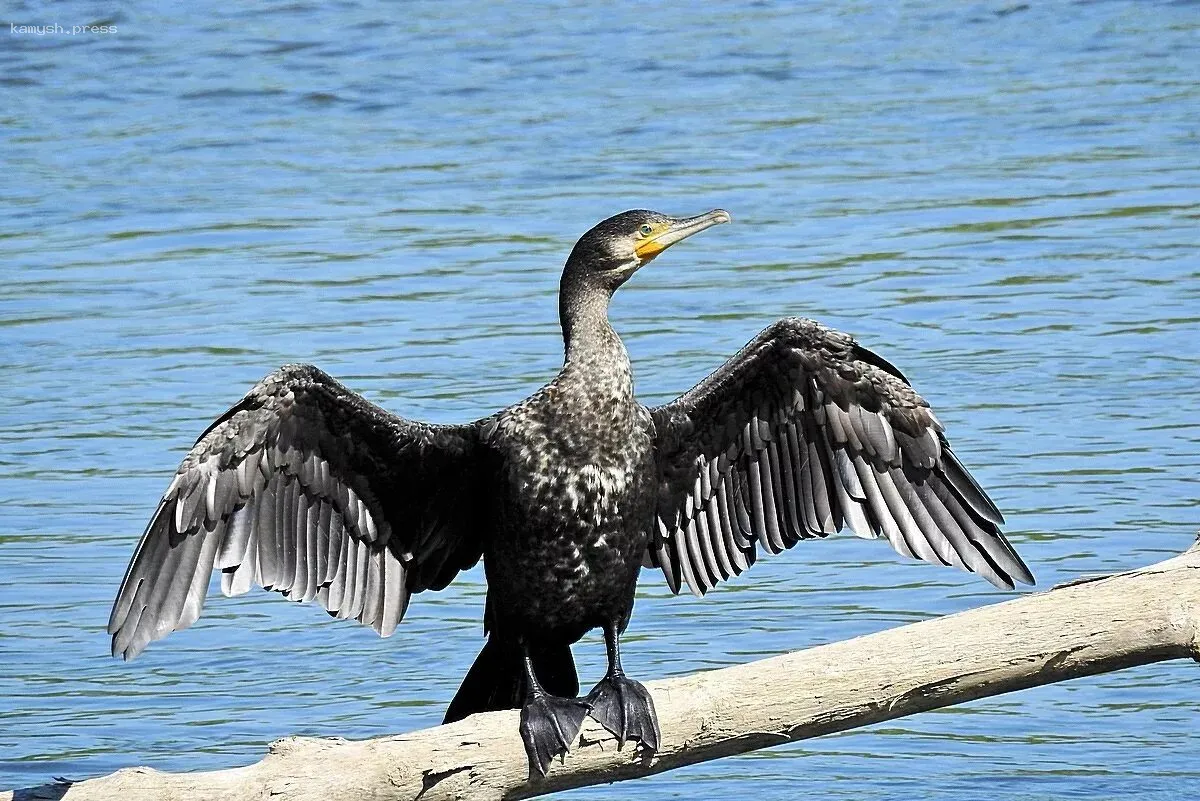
9,543 -> 1199,801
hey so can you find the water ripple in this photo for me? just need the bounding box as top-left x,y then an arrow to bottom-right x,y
2,1 -> 1198,798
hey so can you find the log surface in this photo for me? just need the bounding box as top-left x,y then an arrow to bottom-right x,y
9,544 -> 1199,801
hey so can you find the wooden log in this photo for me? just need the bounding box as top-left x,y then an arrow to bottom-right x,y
8,542 -> 1198,801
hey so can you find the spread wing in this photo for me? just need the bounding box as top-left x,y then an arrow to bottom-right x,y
648,317 -> 1034,596
108,364 -> 489,659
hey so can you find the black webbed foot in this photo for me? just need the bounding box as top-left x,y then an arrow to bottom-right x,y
585,673 -> 660,751
519,692 -> 592,777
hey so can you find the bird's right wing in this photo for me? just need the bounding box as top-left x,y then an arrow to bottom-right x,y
108,364 -> 490,660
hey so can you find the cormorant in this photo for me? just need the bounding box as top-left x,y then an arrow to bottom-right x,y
108,209 -> 1034,776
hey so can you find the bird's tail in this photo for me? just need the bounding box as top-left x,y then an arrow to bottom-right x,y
443,634 -> 579,723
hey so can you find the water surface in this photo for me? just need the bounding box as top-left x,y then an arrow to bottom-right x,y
2,1 -> 1198,798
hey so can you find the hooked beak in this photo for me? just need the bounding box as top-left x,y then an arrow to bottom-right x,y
635,209 -> 731,264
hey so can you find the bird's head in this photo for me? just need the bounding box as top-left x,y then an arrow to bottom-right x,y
562,208 -> 732,295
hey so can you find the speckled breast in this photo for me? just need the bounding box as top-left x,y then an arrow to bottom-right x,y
483,390 -> 657,639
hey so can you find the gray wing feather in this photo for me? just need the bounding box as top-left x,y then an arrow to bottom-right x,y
648,317 -> 1034,596
108,364 -> 487,660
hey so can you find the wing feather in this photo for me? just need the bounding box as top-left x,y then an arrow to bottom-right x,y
325,517 -> 350,613
179,530 -> 222,632
649,318 -> 1033,593
339,535 -> 361,620
109,364 -> 487,660
223,505 -> 258,597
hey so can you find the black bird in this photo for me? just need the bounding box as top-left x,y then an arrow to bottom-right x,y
108,209 -> 1034,776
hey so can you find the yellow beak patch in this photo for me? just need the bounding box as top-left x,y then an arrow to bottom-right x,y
634,237 -> 669,262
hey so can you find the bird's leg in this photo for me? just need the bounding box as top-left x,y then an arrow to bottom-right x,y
584,621 -> 661,751
518,643 -> 591,778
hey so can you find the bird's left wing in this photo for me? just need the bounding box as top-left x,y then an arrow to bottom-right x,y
108,364 -> 489,659
648,317 -> 1034,596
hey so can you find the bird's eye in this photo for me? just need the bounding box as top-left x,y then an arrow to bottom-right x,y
638,224 -> 654,236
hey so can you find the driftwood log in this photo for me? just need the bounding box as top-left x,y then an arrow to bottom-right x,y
8,543 -> 1199,801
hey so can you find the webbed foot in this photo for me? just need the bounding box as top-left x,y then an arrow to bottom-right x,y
519,692 -> 592,777
585,673 -> 660,751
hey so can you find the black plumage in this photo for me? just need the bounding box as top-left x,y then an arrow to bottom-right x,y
108,208 -> 1034,776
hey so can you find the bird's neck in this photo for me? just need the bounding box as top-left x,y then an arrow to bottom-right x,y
559,283 -> 633,396
561,291 -> 621,359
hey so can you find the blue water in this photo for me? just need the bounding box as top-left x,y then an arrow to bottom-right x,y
2,1 -> 1198,797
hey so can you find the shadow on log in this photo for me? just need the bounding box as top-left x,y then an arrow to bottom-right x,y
6,543 -> 1198,801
